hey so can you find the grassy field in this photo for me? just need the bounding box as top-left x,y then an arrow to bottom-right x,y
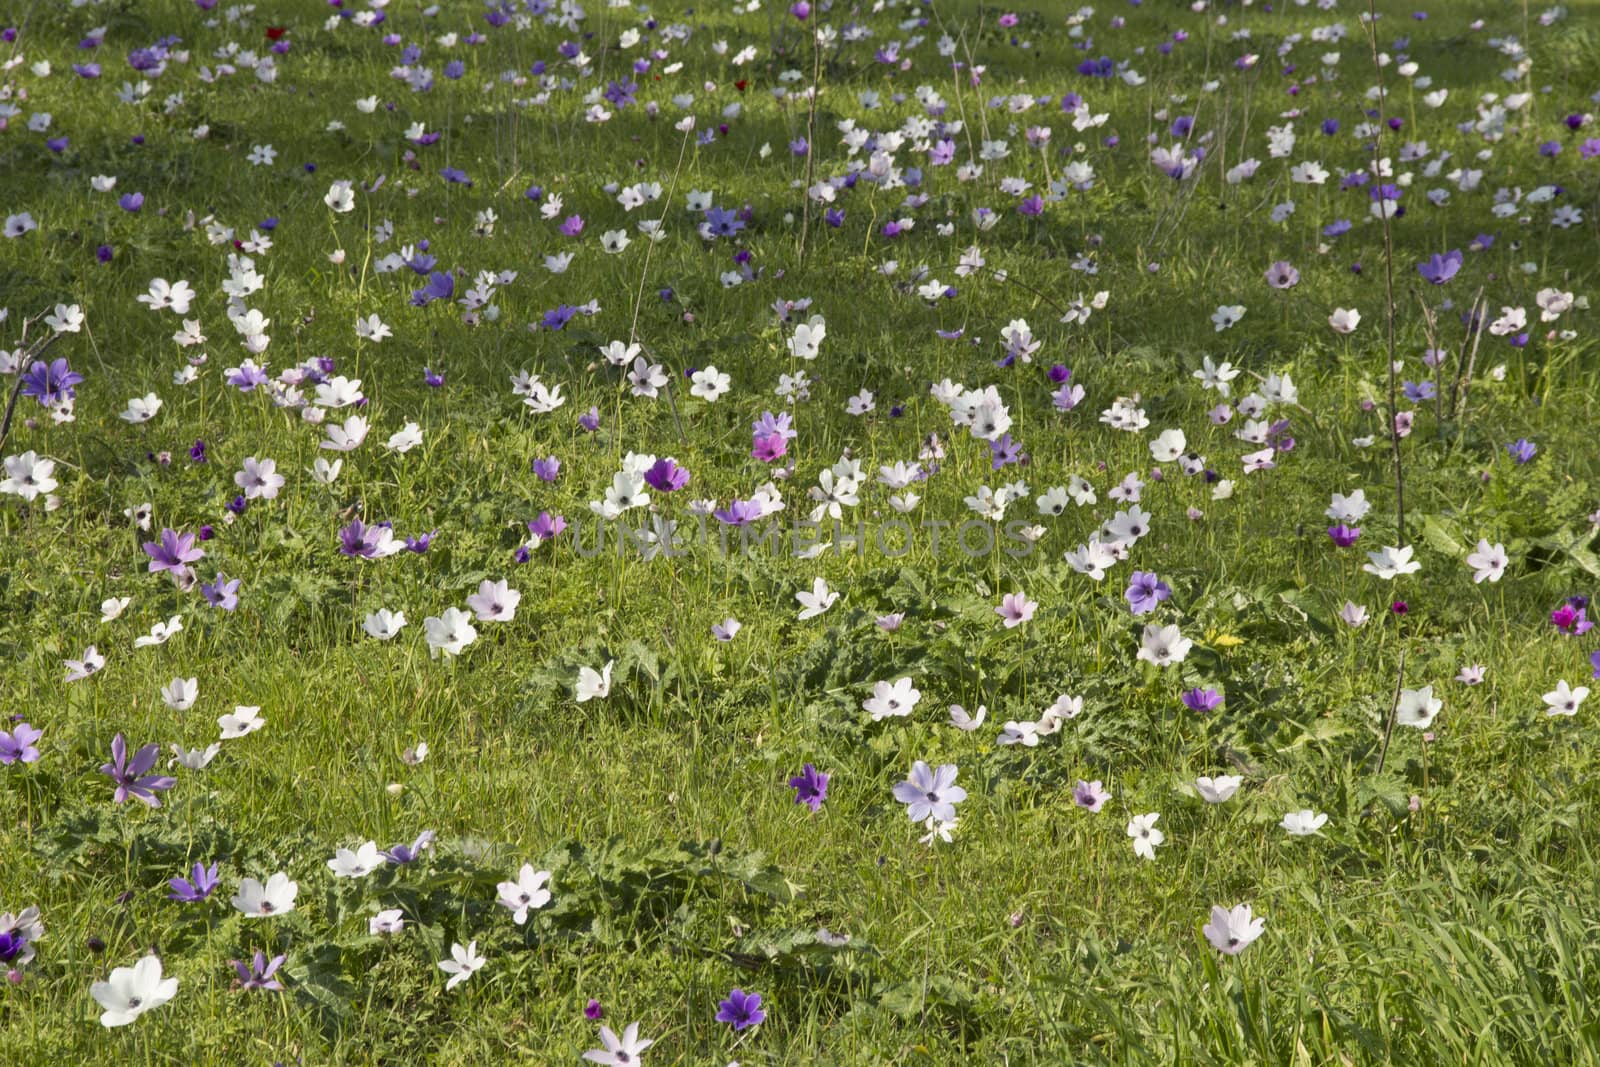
2,0 -> 1600,1062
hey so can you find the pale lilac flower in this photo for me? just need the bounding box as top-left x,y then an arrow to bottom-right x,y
893,761 -> 966,823
465,579 -> 520,623
1074,779 -> 1110,812
995,591 -> 1038,628
231,951 -> 285,991
495,865 -> 553,924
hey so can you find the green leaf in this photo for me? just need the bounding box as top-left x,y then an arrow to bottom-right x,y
1533,527 -> 1600,578
1419,515 -> 1464,557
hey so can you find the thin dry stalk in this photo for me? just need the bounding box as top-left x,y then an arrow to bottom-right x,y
1455,290 -> 1488,426
0,312 -> 64,456
797,26 -> 822,264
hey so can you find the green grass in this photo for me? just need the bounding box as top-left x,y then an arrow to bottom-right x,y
2,0 -> 1600,1062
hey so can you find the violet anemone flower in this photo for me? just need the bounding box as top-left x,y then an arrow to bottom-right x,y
168,861 -> 220,903
232,951 -> 286,991
101,734 -> 176,807
143,528 -> 205,575
21,358 -> 85,406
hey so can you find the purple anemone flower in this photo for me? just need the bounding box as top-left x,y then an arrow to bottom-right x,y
1417,249 -> 1463,285
410,270 -> 456,307
142,528 -> 205,575
643,459 -> 690,492
528,512 -> 567,543
989,435 -> 1023,469
1551,604 -> 1593,636
227,362 -> 271,391
1181,687 -> 1224,713
201,573 -> 241,611
542,305 -> 578,330
168,861 -> 220,903
232,951 -> 286,991
20,358 -> 84,407
101,734 -> 176,807
713,499 -> 764,527
338,520 -> 393,559
1124,571 -> 1171,615
1506,439 -> 1537,464
0,930 -> 28,965
0,722 -> 42,765
382,830 -> 435,865
715,988 -> 766,1030
1073,779 -> 1110,812
788,764 -> 829,812
1328,524 -> 1361,547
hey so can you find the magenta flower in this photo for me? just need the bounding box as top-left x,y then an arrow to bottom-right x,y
1551,604 -> 1593,636
752,434 -> 788,462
